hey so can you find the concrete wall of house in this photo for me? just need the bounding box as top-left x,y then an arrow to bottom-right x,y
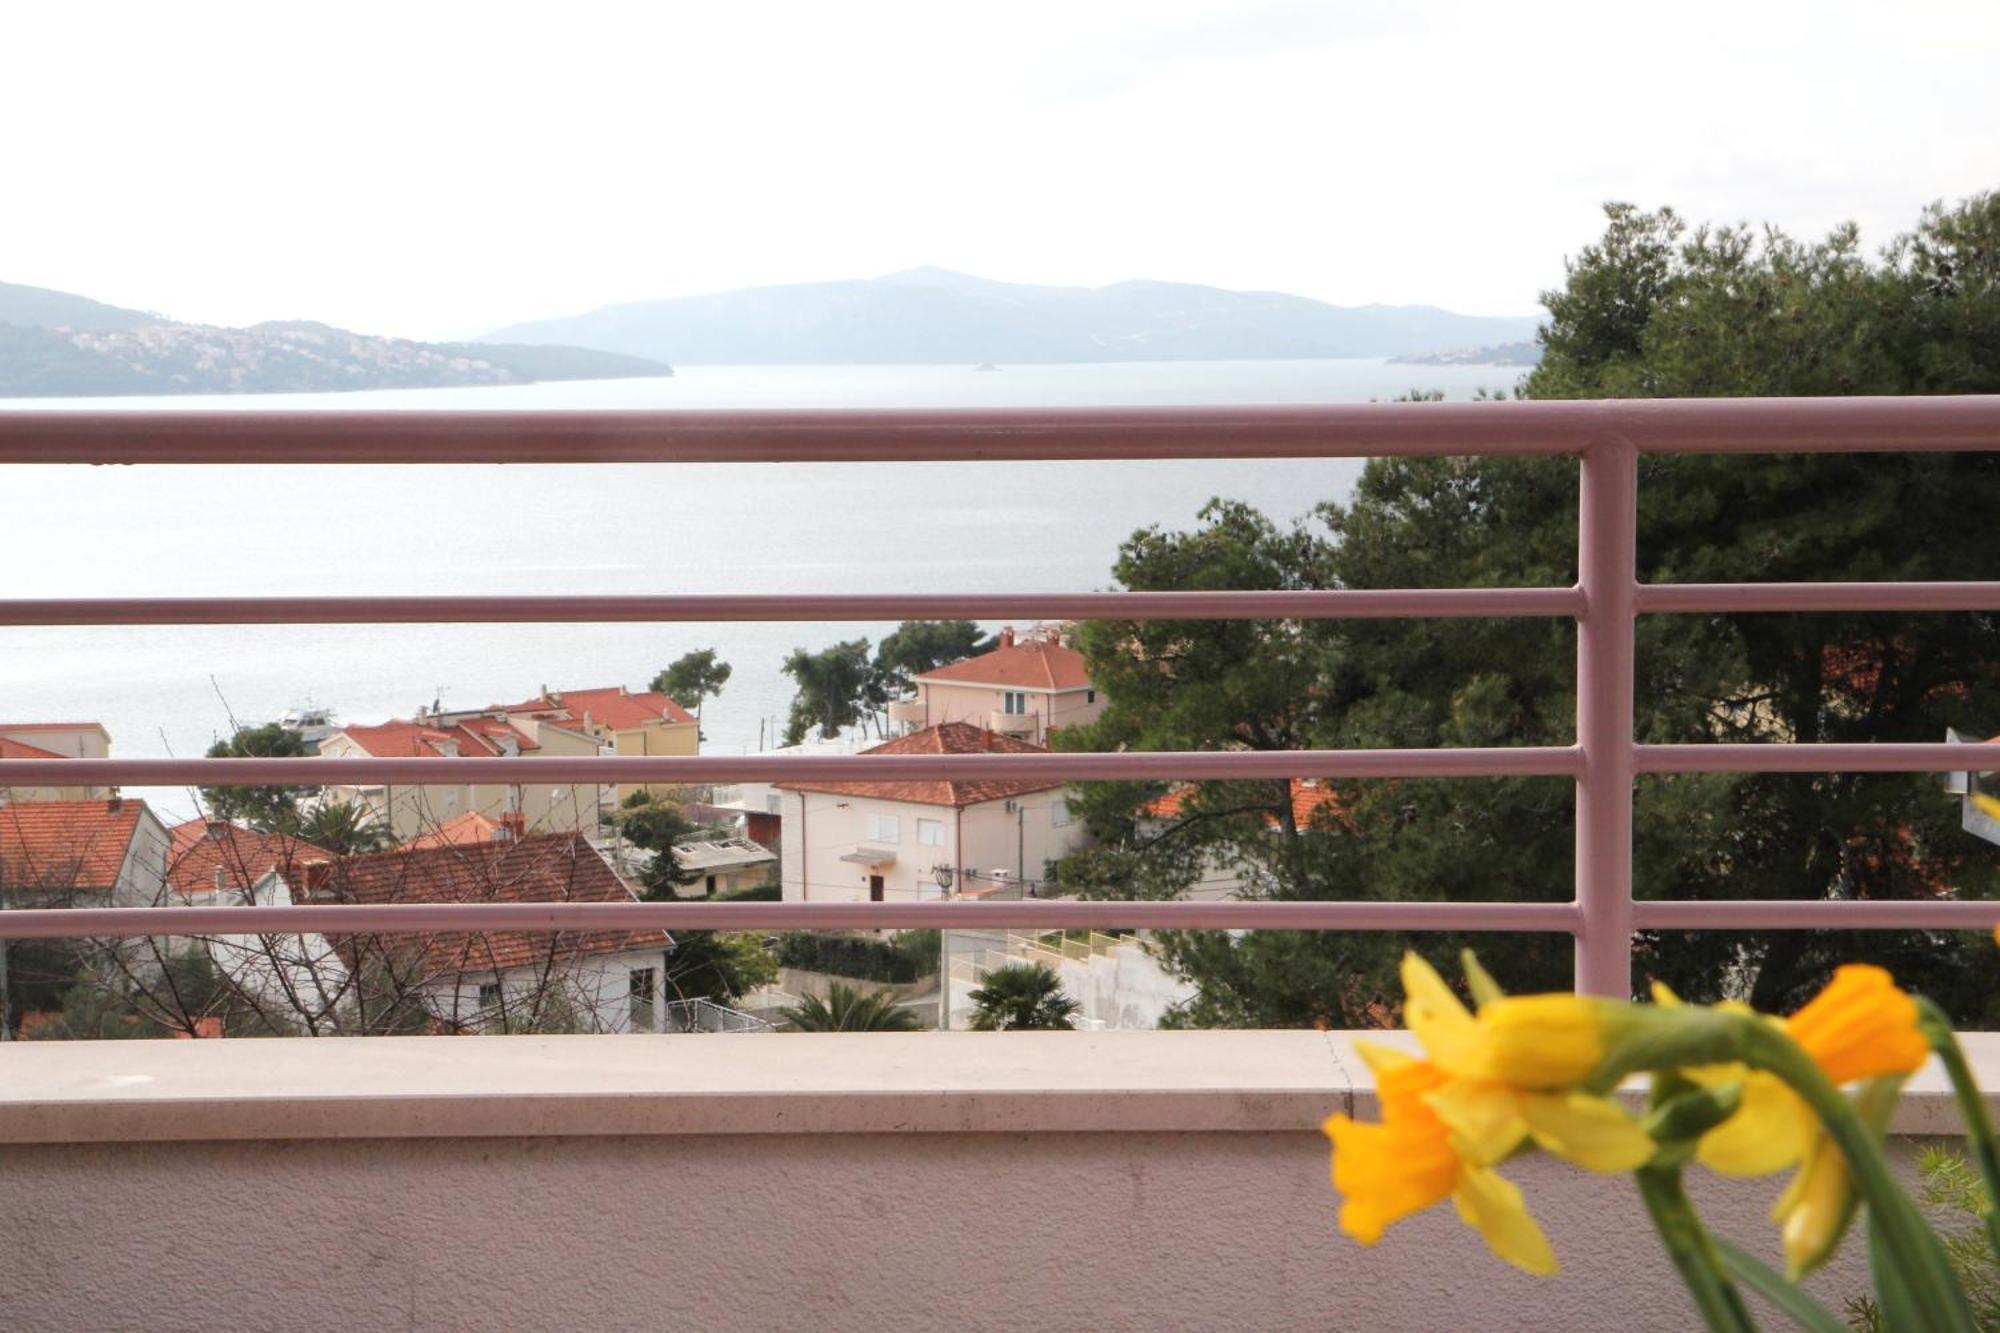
431,948 -> 672,1034
947,935 -> 1195,1030
779,790 -> 1085,903
0,1125 -> 1886,1330
954,788 -> 1084,893
778,791 -> 949,904
608,718 -> 699,803
911,682 -> 1104,744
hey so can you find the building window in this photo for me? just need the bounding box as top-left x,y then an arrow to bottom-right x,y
1050,798 -> 1071,828
630,967 -> 657,1031
1002,691 -> 1027,715
917,817 -> 944,846
477,981 -> 502,1011
1086,689 -> 1096,704
867,813 -> 902,843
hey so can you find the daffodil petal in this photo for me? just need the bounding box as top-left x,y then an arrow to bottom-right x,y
1650,979 -> 1683,1006
1773,1131 -> 1855,1278
1425,1080 -> 1528,1166
1324,1112 -> 1457,1244
1400,952 -> 1485,1078
1453,1165 -> 1559,1276
1351,1039 -> 1418,1078
1694,1072 -> 1813,1178
1518,1092 -> 1655,1173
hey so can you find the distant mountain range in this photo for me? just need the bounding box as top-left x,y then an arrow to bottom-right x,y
482,267 -> 1543,365
0,281 -> 671,398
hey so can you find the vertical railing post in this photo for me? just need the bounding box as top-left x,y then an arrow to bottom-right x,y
1574,436 -> 1638,997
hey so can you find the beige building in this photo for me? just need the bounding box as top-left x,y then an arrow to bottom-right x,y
773,722 -> 1088,904
0,722 -> 113,804
891,626 -> 1104,746
477,685 -> 699,804
318,714 -> 604,842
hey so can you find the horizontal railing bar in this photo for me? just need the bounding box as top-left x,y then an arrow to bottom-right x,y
0,587 -> 1587,627
1634,900 -> 2000,930
1636,582 -> 2000,613
2,396 -> 1996,466
0,747 -> 1587,787
0,899 -> 1585,940
1635,742 -> 1982,774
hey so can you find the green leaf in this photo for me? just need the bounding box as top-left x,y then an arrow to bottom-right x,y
1712,1235 -> 1846,1333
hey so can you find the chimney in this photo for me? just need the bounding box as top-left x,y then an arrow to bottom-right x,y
106,796 -> 123,814
999,626 -> 1015,648
301,859 -> 332,899
204,818 -> 231,839
213,867 -> 227,893
499,811 -> 525,841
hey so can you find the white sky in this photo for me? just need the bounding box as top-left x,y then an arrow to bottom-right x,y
4,0 -> 1996,340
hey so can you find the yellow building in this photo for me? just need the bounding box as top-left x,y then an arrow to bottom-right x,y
488,685 -> 700,804
0,722 -> 114,804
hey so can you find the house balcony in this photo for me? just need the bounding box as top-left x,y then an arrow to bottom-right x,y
886,697 -> 926,729
986,708 -> 1036,736
1,1030 -> 1988,1329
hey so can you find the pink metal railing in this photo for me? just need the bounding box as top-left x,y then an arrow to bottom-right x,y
2,395 -> 1997,997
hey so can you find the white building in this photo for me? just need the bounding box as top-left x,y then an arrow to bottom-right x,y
773,722 -> 1089,903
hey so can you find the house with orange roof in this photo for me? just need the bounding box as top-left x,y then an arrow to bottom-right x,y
0,722 -> 113,803
315,712 -> 603,843
471,684 -> 699,803
772,721 -> 1089,905
163,818 -> 346,1021
0,796 -> 169,902
1136,778 -> 1347,900
316,833 -> 674,1033
889,626 -> 1103,746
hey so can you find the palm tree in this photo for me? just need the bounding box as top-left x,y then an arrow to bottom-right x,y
966,963 -> 1078,1031
780,982 -> 923,1032
288,802 -> 395,855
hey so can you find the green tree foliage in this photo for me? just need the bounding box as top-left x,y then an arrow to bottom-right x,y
966,962 -> 1079,1030
201,723 -> 316,831
873,620 -> 988,697
1067,192 -> 2000,1027
286,802 -> 395,855
662,930 -> 778,1006
612,791 -> 703,898
780,981 -> 924,1031
780,638 -> 876,744
652,649 -> 732,728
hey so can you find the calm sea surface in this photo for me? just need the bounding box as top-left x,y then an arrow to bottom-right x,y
2,359 -> 1525,819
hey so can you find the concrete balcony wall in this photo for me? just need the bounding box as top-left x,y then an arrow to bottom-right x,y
1,1032 -> 1981,1331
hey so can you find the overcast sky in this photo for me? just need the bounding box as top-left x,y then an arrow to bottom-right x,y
5,0 -> 1995,340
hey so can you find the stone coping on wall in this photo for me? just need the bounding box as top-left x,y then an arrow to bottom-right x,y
0,1030 -> 1993,1144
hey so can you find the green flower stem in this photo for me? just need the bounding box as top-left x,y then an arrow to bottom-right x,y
1634,1163 -> 1760,1332
1916,996 -> 2000,1262
1738,1020 -> 1978,1333
1710,1237 -> 1846,1333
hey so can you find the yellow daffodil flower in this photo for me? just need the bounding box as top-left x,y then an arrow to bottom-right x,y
1323,1042 -> 1559,1275
1401,952 -> 1615,1090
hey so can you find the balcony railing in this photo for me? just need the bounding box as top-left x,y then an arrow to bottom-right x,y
2,396 -> 1998,997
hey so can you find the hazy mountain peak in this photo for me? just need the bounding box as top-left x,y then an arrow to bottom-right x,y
483,270 -> 1541,366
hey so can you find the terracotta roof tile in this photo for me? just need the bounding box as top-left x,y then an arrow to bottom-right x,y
495,686 -> 694,731
916,638 -> 1092,691
165,819 -> 336,897
398,811 -> 508,852
337,718 -> 537,758
0,799 -> 149,889
773,722 -> 1060,808
1142,778 -> 1346,831
0,737 -> 69,761
323,833 -> 666,977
